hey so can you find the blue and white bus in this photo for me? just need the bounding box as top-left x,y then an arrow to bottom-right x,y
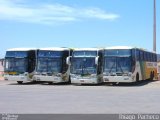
33,48 -> 72,84
103,46 -> 157,84
70,48 -> 103,84
4,48 -> 37,84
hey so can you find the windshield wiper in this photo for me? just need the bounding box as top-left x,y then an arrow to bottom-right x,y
81,64 -> 84,75
81,61 -> 92,75
117,61 -> 124,74
109,61 -> 116,73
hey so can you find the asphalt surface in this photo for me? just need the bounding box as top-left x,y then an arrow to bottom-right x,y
0,80 -> 160,114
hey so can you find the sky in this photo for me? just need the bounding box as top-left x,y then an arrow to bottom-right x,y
0,0 -> 160,58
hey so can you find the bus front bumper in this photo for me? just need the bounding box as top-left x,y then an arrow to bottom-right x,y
33,75 -> 66,83
4,75 -> 29,82
71,77 -> 99,84
103,76 -> 134,83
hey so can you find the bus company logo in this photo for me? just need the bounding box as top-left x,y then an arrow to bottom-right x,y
1,114 -> 19,120
119,114 -> 160,120
146,62 -> 157,68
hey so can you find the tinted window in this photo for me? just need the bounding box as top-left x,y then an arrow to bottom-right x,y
103,57 -> 131,73
140,51 -> 144,61
5,58 -> 28,73
6,51 -> 28,58
136,50 -> 140,60
73,51 -> 97,57
37,58 -> 62,73
71,57 -> 96,74
143,52 -> 147,61
105,49 -> 131,56
38,51 -> 62,57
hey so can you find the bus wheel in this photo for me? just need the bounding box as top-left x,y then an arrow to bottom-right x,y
68,77 -> 71,84
17,81 -> 23,84
48,82 -> 53,85
112,82 -> 118,86
152,71 -> 155,80
150,72 -> 153,80
136,73 -> 139,82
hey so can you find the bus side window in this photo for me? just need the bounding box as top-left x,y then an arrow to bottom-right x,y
153,53 -> 156,62
151,53 -> 153,62
139,50 -> 143,61
146,52 -> 149,61
136,49 -> 140,61
150,53 -> 152,62
131,49 -> 135,62
143,51 -> 147,61
131,49 -> 135,58
154,54 -> 156,62
149,53 -> 151,62
155,54 -> 157,62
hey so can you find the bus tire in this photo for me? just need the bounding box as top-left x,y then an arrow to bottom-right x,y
17,81 -> 23,84
112,82 -> 118,85
136,73 -> 139,82
68,76 -> 71,84
48,82 -> 53,85
150,72 -> 153,80
152,71 -> 155,80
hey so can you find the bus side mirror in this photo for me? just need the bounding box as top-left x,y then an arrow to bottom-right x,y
95,56 -> 99,65
66,57 -> 71,65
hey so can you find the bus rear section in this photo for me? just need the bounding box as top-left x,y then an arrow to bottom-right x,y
4,48 -> 36,84
33,48 -> 71,84
103,46 -> 157,83
70,48 -> 103,85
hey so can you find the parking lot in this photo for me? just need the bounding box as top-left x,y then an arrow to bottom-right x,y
0,80 -> 160,114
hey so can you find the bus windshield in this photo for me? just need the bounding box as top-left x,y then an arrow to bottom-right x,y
37,58 -> 62,73
5,58 -> 28,73
71,57 -> 96,75
104,57 -> 131,73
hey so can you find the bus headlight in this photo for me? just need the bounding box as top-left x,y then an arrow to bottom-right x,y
37,77 -> 40,81
128,73 -> 132,77
111,73 -> 116,76
123,73 -> 128,76
91,74 -> 97,78
104,78 -> 109,82
70,74 -> 76,78
56,73 -> 61,77
24,72 -> 28,76
103,73 -> 109,76
35,72 -> 40,75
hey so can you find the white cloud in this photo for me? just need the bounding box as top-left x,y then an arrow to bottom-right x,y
0,0 -> 120,24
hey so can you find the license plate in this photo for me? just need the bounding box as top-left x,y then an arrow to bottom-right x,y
54,78 -> 58,80
80,80 -> 84,82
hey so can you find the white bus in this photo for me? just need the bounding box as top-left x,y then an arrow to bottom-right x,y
70,48 -> 103,84
33,48 -> 71,84
4,48 -> 37,84
103,46 -> 157,83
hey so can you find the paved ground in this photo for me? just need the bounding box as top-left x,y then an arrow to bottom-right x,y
0,80 -> 160,114
0,77 -> 4,81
